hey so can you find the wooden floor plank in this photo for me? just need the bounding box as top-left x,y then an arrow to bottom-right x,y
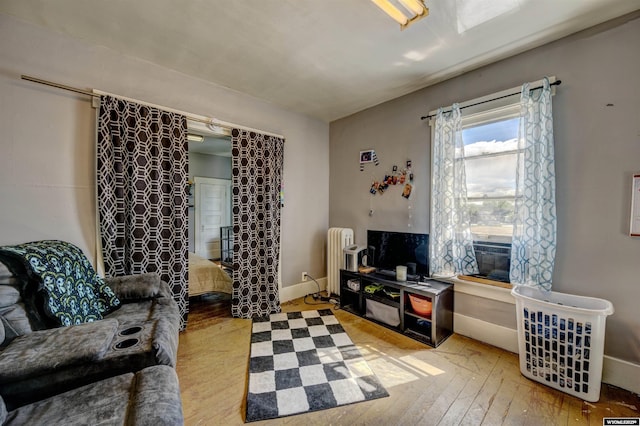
602,383 -> 640,418
439,370 -> 492,425
461,353 -> 522,425
176,294 -> 640,425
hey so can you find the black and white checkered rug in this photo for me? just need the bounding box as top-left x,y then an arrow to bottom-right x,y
245,309 -> 389,422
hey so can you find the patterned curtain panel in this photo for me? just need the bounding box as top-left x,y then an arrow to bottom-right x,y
231,129 -> 284,318
97,95 -> 189,329
429,104 -> 479,277
510,78 -> 557,290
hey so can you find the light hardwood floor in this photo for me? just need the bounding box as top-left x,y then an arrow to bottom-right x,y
177,294 -> 639,425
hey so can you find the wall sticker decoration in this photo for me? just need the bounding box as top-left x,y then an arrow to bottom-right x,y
359,149 -> 379,171
369,159 -> 414,199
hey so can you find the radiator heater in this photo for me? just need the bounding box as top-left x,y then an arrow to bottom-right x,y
327,227 -> 354,296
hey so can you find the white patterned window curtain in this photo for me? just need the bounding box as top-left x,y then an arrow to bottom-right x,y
510,78 -> 557,290
429,105 -> 479,277
97,96 -> 189,329
231,129 -> 285,318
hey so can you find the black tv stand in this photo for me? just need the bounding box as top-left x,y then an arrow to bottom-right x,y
374,269 -> 396,278
339,270 -> 453,347
373,269 -> 422,282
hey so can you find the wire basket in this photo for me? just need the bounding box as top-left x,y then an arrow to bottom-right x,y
511,286 -> 614,402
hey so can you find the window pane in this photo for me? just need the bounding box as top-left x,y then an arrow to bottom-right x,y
462,117 -> 519,154
465,153 -> 517,198
469,199 -> 514,237
462,117 -> 519,239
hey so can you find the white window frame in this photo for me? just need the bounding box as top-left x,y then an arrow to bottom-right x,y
461,103 -> 520,245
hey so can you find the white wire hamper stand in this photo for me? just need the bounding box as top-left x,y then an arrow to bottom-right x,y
511,286 -> 614,402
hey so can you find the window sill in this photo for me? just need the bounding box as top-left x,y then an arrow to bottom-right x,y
457,275 -> 512,289
434,275 -> 515,304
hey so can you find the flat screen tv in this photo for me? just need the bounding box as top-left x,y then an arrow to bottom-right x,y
367,230 -> 429,277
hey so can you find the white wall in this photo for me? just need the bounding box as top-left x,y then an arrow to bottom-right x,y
330,13 -> 640,366
187,152 -> 231,252
0,13 -> 329,290
190,152 -> 231,182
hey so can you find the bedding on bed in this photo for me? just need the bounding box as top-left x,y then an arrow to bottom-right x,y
188,252 -> 232,297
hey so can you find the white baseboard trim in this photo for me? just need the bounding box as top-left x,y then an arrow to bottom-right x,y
602,355 -> 640,394
454,314 -> 640,395
280,277 -> 327,303
453,313 -> 519,353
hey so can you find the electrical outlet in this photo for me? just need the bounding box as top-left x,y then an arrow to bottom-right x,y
302,272 -> 308,281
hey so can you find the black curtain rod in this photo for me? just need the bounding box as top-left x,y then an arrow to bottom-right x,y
420,80 -> 561,121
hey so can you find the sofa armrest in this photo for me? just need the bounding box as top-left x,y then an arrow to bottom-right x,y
0,319 -> 118,382
129,365 -> 184,425
104,273 -> 164,301
0,394 -> 7,425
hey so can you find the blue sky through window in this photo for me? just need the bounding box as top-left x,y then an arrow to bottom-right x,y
463,117 -> 519,146
461,117 -> 519,237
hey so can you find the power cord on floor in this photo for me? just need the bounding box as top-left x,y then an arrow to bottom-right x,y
303,274 -> 340,308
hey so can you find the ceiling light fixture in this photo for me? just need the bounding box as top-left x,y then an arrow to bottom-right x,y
207,123 -> 232,137
187,134 -> 204,142
371,0 -> 429,30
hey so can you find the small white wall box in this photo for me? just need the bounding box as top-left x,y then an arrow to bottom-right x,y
630,174 -> 640,236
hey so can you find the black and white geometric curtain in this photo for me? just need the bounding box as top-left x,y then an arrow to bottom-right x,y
97,96 -> 189,329
231,129 -> 284,318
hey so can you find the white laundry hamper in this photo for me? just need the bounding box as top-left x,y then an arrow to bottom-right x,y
511,286 -> 614,402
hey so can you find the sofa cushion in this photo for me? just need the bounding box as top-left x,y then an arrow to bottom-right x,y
0,240 -> 120,326
3,365 -> 183,426
3,370 -> 134,426
0,261 -> 13,282
128,365 -> 184,425
0,285 -> 20,308
0,395 -> 6,425
0,280 -> 33,348
0,318 -> 119,382
104,273 -> 162,301
0,303 -> 33,348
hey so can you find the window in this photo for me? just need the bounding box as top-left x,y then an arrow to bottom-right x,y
461,110 -> 519,242
429,77 -> 557,284
460,104 -> 520,282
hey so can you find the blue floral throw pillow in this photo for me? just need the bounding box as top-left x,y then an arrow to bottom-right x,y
0,240 -> 120,326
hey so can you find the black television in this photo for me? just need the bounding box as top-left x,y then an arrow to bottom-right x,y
367,230 -> 429,278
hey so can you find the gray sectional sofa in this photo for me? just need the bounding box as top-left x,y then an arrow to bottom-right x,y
0,240 -> 183,424
1,365 -> 183,426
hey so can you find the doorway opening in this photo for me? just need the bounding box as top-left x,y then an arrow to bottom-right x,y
186,120 -> 233,311
193,176 -> 231,260
187,120 -> 232,258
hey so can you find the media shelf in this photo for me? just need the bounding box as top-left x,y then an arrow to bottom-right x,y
339,270 -> 453,347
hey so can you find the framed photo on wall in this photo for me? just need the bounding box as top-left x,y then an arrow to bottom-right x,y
631,174 -> 640,236
359,150 -> 374,164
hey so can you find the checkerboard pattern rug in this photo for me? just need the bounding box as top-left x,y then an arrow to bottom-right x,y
245,309 -> 389,422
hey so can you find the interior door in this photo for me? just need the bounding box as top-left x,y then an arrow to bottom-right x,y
194,177 -> 231,260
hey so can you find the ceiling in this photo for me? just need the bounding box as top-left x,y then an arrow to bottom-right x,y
188,136 -> 232,157
187,120 -> 232,157
1,0 -> 638,122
